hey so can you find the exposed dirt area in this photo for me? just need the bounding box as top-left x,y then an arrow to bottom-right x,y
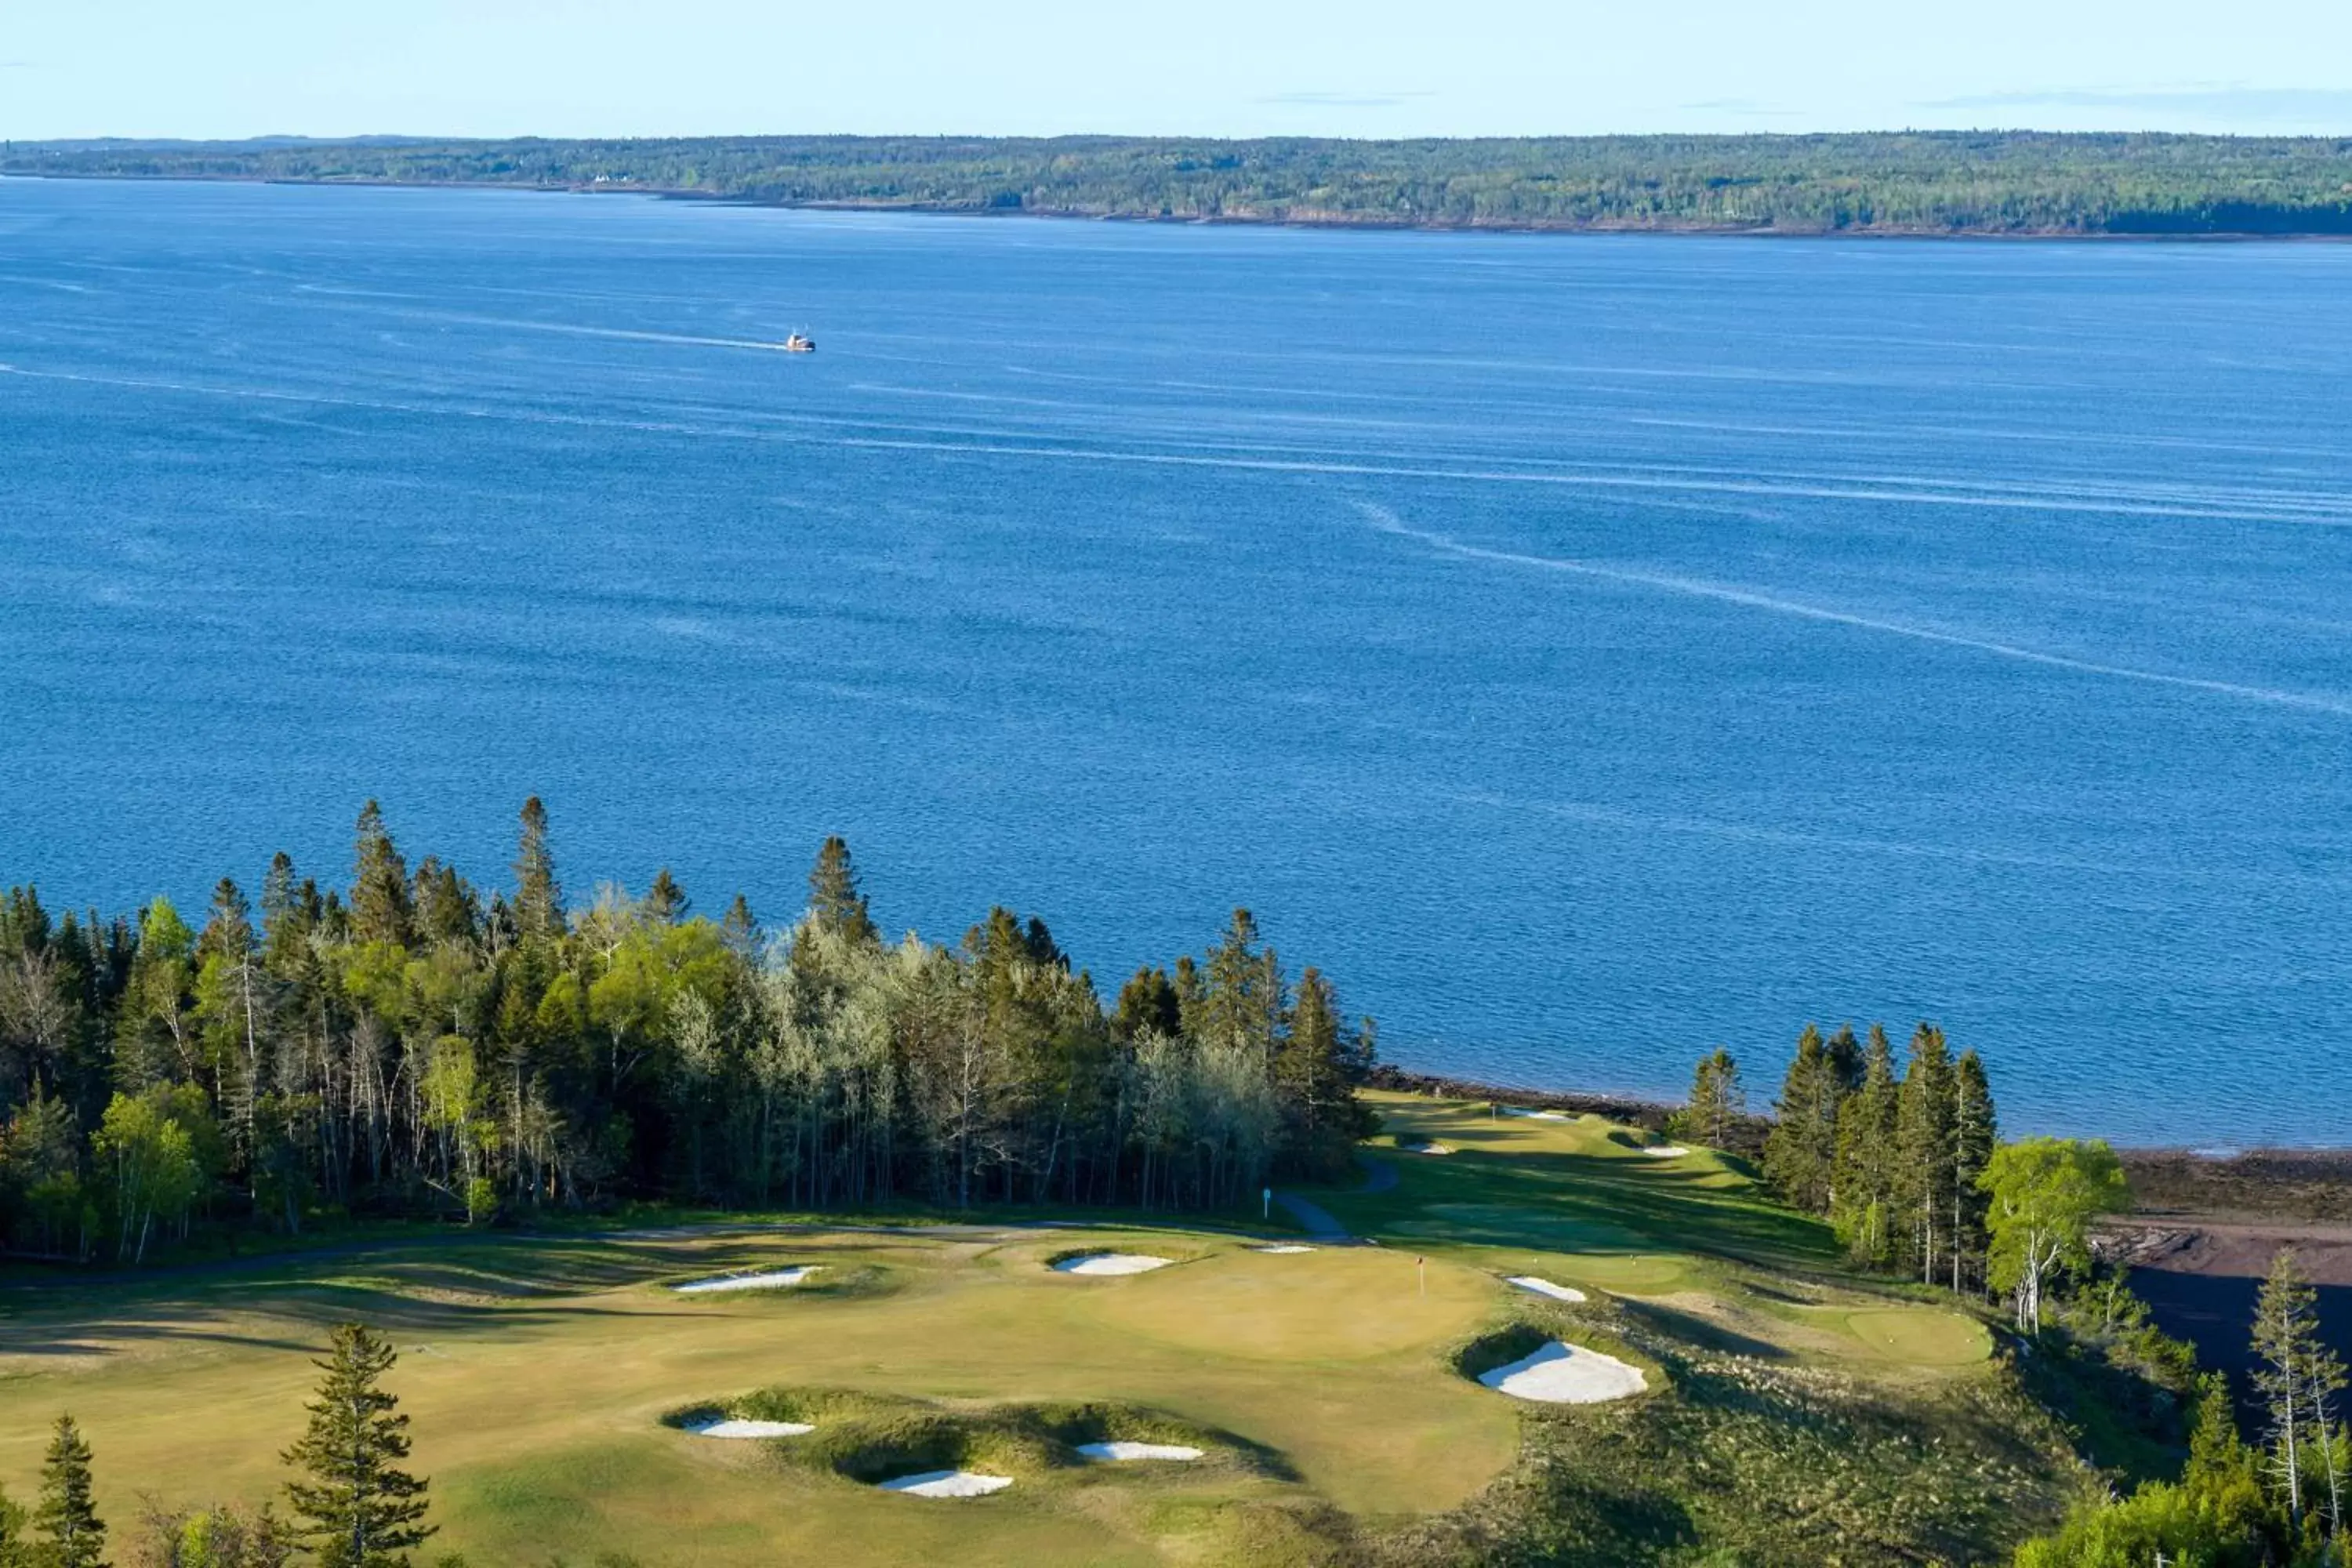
2122,1147 -> 2352,1225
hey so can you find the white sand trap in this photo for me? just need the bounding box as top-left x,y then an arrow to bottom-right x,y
1640,1145 -> 1690,1159
1501,1107 -> 1569,1120
686,1418 -> 814,1439
1253,1243 -> 1316,1254
671,1266 -> 819,1294
1077,1441 -> 1203,1462
1053,1253 -> 1172,1276
1405,1142 -> 1454,1156
1506,1275 -> 1589,1303
878,1470 -> 1012,1497
1479,1341 -> 1647,1404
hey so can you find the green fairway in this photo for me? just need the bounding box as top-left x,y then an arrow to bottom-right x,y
0,1094 -> 2046,1565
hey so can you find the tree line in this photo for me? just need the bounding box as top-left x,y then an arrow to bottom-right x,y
1699,1023 -> 2003,1292
0,800 -> 1375,1262
9,132 -> 2352,235
0,1322 -> 440,1568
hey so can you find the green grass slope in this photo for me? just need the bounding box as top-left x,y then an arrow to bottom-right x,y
0,1091 -> 2092,1565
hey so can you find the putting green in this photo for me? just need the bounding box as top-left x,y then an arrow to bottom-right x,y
1838,1307 -> 1994,1366
1080,1247 -> 1489,1360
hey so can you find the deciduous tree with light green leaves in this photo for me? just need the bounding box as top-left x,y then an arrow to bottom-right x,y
1977,1137 -> 2128,1336
93,1087 -> 209,1265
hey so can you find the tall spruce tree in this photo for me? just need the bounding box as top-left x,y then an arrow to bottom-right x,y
1948,1050 -> 1998,1293
510,797 -> 564,940
34,1414 -> 105,1568
1895,1024 -> 1956,1285
1276,968 -> 1359,1178
807,837 -> 878,946
1831,1025 -> 1900,1265
643,869 -> 689,924
2250,1247 -> 2341,1534
1687,1047 -> 1741,1148
1763,1025 -> 1844,1212
281,1324 -> 433,1568
347,803 -> 413,949
0,1477 -> 26,1568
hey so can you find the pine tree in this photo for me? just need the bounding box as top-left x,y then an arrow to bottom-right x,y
1823,1023 -> 1864,1093
2252,1247 -> 2322,1526
1895,1024 -> 1956,1285
0,1478 -> 26,1568
510,797 -> 564,940
347,803 -> 414,949
807,837 -> 877,946
1763,1025 -> 1844,1212
720,894 -> 760,960
1831,1025 -> 1900,1266
281,1324 -> 433,1568
34,1414 -> 106,1568
1687,1047 -> 1741,1148
1948,1050 -> 1998,1293
1110,966 -> 1182,1042
643,869 -> 689,924
1276,968 -> 1359,1178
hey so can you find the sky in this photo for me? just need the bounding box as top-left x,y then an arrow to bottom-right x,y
3,0 -> 2350,141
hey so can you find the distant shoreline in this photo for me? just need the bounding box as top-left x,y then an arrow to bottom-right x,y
9,129 -> 2352,240
6,168 -> 2348,243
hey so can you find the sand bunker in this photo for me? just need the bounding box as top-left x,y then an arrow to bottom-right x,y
671,1266 -> 819,1294
879,1470 -> 1012,1497
1253,1243 -> 1316,1254
1506,1275 -> 1588,1303
1640,1145 -> 1690,1159
1501,1107 -> 1568,1120
1479,1341 -> 1646,1404
1077,1441 -> 1203,1462
1403,1141 -> 1454,1156
1052,1253 -> 1172,1276
685,1417 -> 814,1439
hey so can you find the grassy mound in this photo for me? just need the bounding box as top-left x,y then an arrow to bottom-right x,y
671,1385 -> 1279,1489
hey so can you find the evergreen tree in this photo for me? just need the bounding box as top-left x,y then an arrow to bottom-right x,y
2251,1247 -> 2334,1530
1894,1024 -> 1955,1284
643,869 -> 689,924
1830,1025 -> 1900,1265
1686,1047 -> 1741,1148
1197,910 -> 1284,1073
281,1324 -> 433,1568
807,837 -> 877,946
34,1414 -> 106,1568
1823,1023 -> 1864,1093
1109,966 -> 1181,1043
510,797 -> 564,940
719,894 -> 760,961
0,1478 -> 26,1568
1762,1025 -> 1843,1212
1948,1049 -> 1998,1293
347,803 -> 414,949
1276,968 -> 1359,1178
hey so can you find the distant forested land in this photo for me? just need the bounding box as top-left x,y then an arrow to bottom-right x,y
9,131 -> 2352,234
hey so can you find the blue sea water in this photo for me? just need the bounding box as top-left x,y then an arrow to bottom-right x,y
3,176 -> 2350,1144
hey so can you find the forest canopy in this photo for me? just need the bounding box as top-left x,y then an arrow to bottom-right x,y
9,131 -> 2352,234
0,801 -> 1375,1261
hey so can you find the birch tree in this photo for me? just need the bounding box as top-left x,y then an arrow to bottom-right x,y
1978,1137 -> 2126,1337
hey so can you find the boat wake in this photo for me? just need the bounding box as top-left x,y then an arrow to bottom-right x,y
1354,502 -> 2352,719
